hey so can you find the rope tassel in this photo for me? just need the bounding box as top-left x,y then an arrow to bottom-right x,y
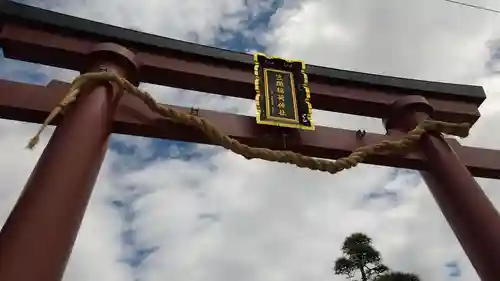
26,86 -> 82,149
27,72 -> 471,175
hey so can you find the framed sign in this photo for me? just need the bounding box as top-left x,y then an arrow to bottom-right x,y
253,53 -> 314,130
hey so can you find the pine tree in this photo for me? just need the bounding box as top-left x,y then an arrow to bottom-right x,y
333,233 -> 420,281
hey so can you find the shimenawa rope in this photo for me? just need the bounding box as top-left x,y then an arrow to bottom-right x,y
26,72 -> 471,175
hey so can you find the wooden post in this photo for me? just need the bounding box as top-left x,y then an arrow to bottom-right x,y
0,43 -> 138,281
384,96 -> 500,281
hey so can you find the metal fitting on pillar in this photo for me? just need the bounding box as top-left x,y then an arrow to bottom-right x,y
383,95 -> 434,133
86,42 -> 140,86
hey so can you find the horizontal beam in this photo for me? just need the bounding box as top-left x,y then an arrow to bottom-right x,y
0,23 -> 482,125
0,78 -> 498,179
0,1 -> 486,104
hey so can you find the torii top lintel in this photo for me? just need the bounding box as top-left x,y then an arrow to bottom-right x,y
0,1 -> 485,125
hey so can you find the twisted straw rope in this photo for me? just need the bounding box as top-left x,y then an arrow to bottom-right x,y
27,72 -> 471,175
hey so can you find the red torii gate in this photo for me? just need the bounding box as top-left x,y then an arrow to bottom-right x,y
0,1 -> 500,281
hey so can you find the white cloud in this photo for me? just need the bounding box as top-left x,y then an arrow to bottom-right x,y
3,0 -> 500,281
260,0 -> 500,280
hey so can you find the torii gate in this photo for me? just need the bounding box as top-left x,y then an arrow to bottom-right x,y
1,2 -> 500,281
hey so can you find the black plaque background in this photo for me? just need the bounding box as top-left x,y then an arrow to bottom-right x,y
265,70 -> 296,120
255,54 -> 313,130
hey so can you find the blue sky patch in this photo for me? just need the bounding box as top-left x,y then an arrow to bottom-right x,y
445,261 -> 462,278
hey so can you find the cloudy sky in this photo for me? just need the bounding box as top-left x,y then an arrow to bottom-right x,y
2,0 -> 500,280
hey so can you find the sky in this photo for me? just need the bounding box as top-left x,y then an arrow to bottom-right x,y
2,0 -> 500,280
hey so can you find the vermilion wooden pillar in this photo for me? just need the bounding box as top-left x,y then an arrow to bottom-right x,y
384,96 -> 500,281
0,43 -> 138,281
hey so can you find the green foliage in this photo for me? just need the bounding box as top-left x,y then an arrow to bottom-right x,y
371,264 -> 390,276
333,233 -> 420,281
334,257 -> 356,277
373,272 -> 420,281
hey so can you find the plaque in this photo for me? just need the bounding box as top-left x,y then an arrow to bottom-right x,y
254,53 -> 314,130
